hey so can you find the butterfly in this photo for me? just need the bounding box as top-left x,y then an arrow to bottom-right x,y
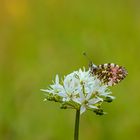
89,63 -> 128,86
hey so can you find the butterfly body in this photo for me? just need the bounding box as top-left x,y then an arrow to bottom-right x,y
90,63 -> 128,86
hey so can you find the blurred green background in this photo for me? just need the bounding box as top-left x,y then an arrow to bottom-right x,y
0,0 -> 140,140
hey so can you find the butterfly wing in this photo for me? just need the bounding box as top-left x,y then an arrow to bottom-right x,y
90,63 -> 128,86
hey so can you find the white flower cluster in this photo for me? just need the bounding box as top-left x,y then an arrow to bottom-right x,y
41,68 -> 115,115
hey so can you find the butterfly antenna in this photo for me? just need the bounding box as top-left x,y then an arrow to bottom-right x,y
83,52 -> 93,67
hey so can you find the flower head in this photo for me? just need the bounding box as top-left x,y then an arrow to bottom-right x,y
41,68 -> 115,115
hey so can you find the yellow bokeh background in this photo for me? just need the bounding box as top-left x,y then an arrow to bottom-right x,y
0,0 -> 140,140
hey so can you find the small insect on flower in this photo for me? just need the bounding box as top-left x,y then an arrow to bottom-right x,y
90,63 -> 128,86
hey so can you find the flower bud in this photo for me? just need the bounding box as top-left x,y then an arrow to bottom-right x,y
60,103 -> 68,109
104,96 -> 114,103
93,108 -> 104,115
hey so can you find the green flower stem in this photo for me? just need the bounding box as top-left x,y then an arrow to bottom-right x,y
74,109 -> 80,140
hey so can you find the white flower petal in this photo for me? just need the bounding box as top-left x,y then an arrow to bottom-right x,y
107,95 -> 115,99
55,74 -> 59,84
86,91 -> 92,100
58,92 -> 66,97
40,89 -> 48,92
88,98 -> 102,104
80,105 -> 86,114
88,105 -> 98,109
72,98 -> 81,104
